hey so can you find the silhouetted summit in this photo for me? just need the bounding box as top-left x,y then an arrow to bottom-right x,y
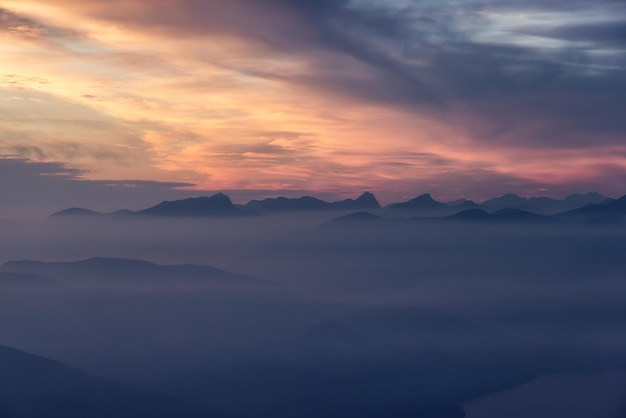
49,191 -> 615,219
387,193 -> 446,210
333,192 -> 381,210
139,193 -> 247,217
51,207 -> 101,217
447,209 -> 492,221
446,199 -> 482,210
244,195 -> 330,211
243,192 -> 381,212
481,193 -> 528,208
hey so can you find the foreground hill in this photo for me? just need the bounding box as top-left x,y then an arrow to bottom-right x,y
0,344 -> 214,418
162,306 -> 532,418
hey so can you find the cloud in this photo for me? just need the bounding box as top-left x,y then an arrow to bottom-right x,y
0,158 -> 194,218
0,0 -> 624,201
0,7 -> 82,44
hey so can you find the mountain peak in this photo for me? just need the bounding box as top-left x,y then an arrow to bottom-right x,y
388,193 -> 445,210
336,192 -> 381,209
481,193 -> 528,208
138,193 -> 244,217
51,208 -> 101,217
356,191 -> 376,201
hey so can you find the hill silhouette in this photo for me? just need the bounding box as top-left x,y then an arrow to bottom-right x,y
482,192 -> 608,214
329,211 -> 384,223
0,257 -> 266,287
51,192 -> 381,218
49,191 -> 619,219
138,193 -> 248,217
446,199 -> 483,210
51,207 -> 102,218
164,306 -> 533,418
387,193 -> 447,210
446,208 -> 555,224
558,194 -> 626,223
243,192 -> 380,212
0,344 -> 215,418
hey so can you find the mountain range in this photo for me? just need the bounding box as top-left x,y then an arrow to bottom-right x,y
242,191 -> 380,212
49,191 -> 620,220
328,195 -> 626,226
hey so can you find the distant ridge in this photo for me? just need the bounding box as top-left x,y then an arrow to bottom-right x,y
557,194 -> 626,223
446,199 -> 482,210
49,191 -> 620,219
138,193 -> 248,217
52,207 -> 102,217
386,193 -> 447,210
0,257 -> 269,287
447,208 -> 555,224
329,212 -> 383,223
243,192 -> 380,212
481,192 -> 608,214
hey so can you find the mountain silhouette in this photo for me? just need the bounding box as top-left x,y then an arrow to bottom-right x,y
165,306 -> 531,418
243,192 -> 380,212
51,192 -> 381,218
447,209 -> 493,222
332,192 -> 381,210
481,192 -> 609,214
447,208 -> 555,224
481,193 -> 528,208
0,344 -> 215,418
0,257 -> 266,286
387,193 -> 446,210
563,192 -> 607,207
51,207 -> 102,217
244,195 -> 330,211
138,193 -> 249,217
446,199 -> 483,210
51,194 -> 249,218
49,191 -> 614,219
558,194 -> 626,223
329,211 -> 383,223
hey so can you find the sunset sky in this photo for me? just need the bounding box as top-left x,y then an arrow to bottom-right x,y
1,0 -> 625,215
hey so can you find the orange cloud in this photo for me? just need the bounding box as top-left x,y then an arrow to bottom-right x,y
1,0 -> 625,200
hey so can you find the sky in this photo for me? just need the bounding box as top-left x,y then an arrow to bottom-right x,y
1,0 -> 626,214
